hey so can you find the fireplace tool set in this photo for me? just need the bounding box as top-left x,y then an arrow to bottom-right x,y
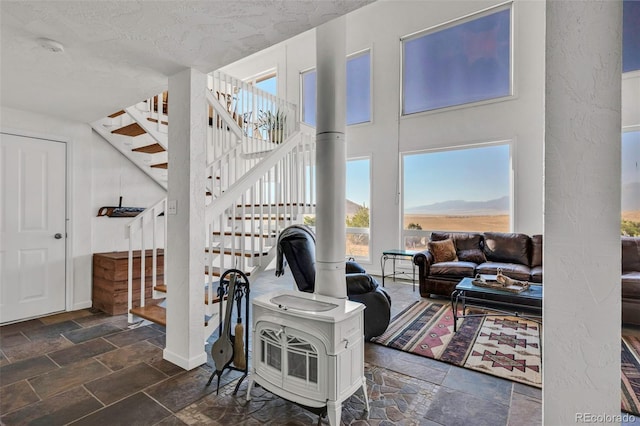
206,269 -> 250,394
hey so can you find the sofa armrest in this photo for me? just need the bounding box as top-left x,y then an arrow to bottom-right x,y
413,250 -> 434,277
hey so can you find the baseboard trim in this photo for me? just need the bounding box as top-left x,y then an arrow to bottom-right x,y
163,348 -> 207,371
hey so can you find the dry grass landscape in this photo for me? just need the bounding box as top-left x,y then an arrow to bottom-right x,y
623,211 -> 640,222
404,214 -> 510,233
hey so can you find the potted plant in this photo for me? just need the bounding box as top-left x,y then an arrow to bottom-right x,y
257,109 -> 287,144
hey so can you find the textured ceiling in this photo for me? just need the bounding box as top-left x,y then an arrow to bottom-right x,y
0,0 -> 372,122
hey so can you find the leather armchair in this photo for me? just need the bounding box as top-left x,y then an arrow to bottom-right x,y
275,224 -> 391,340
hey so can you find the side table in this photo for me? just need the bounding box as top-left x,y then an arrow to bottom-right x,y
380,249 -> 416,291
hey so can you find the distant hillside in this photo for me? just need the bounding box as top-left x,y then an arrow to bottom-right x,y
623,182 -> 640,211
346,199 -> 365,216
406,195 -> 509,215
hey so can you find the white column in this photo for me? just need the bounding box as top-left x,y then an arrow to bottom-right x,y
314,16 -> 348,299
164,68 -> 208,370
544,1 -> 622,423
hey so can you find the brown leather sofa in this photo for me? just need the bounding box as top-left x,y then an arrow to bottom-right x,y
413,231 -> 543,298
622,236 -> 640,325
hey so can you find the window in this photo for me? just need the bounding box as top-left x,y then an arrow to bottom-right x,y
346,51 -> 372,125
624,0 -> 640,73
402,144 -> 510,250
622,130 -> 640,236
301,50 -> 372,126
402,6 -> 511,114
255,74 -> 277,95
346,158 -> 371,259
301,70 -> 317,126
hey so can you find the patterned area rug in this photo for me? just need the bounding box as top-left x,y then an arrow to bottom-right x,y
372,300 -> 542,388
623,335 -> 640,416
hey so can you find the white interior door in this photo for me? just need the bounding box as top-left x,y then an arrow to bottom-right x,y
0,133 -> 67,323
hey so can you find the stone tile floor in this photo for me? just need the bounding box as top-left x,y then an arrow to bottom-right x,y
1,265 -> 549,425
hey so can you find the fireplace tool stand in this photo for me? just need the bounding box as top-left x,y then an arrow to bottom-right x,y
206,269 -> 250,395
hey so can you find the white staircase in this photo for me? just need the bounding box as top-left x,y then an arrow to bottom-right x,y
91,71 -> 316,337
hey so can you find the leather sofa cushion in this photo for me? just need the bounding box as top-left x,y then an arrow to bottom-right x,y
622,272 -> 640,299
530,266 -> 543,283
431,232 -> 483,251
457,249 -> 487,264
346,261 -> 367,274
531,234 -> 543,267
483,232 -> 531,266
476,262 -> 532,282
346,273 -> 379,294
622,237 -> 640,273
431,261 -> 476,277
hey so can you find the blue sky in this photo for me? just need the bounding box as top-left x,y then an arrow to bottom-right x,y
346,158 -> 370,206
403,144 -> 510,208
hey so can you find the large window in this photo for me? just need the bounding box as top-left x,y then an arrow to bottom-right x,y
402,144 -> 510,250
624,0 -> 640,73
622,130 -> 640,236
402,6 -> 511,114
346,158 -> 371,259
301,50 -> 372,126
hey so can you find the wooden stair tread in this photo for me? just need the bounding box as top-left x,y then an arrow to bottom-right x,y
229,215 -> 293,221
212,231 -> 275,238
130,305 -> 166,326
133,143 -> 165,154
112,122 -> 146,137
236,202 -> 315,208
154,283 -> 230,305
108,110 -> 126,118
206,248 -> 269,257
205,265 -> 252,276
147,117 -> 169,126
150,162 -> 168,169
130,305 -> 211,327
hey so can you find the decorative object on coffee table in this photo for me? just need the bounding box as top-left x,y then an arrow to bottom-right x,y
472,268 -> 530,293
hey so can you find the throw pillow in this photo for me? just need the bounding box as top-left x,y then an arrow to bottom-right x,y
457,248 -> 487,264
428,238 -> 458,263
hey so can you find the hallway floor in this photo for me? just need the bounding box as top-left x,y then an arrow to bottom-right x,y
2,266 -> 545,425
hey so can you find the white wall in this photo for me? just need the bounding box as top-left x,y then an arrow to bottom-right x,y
222,0 -> 546,270
1,106 -> 94,310
91,135 -> 166,253
1,106 -> 167,313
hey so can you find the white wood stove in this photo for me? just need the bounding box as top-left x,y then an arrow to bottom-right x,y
246,290 -> 368,425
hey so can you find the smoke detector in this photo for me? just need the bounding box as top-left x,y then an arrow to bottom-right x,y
37,38 -> 64,53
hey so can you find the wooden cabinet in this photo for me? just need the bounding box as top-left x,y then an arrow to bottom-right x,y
92,250 -> 164,315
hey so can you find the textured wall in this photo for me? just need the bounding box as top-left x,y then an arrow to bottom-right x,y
544,1 -> 622,422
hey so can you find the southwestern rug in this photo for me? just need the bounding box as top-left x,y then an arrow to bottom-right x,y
372,300 -> 542,388
373,300 -> 640,417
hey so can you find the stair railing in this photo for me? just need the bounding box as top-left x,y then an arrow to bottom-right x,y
204,130 -> 316,310
206,71 -> 298,196
125,198 -> 167,323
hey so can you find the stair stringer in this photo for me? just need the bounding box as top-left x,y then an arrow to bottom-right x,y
90,117 -> 169,190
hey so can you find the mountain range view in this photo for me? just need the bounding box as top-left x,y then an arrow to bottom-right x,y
346,182 -> 640,217
406,195 -> 510,215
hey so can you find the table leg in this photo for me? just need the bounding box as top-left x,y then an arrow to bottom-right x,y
380,254 -> 388,287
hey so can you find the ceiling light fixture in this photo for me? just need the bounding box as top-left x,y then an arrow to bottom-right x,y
37,37 -> 64,53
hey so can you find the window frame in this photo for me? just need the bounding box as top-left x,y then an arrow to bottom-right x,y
400,2 -> 514,117
299,48 -> 373,127
399,141 -> 513,249
346,156 -> 373,262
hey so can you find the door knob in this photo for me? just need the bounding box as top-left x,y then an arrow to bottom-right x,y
54,233 -> 63,239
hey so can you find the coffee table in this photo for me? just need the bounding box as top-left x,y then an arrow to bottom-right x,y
451,277 -> 543,332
